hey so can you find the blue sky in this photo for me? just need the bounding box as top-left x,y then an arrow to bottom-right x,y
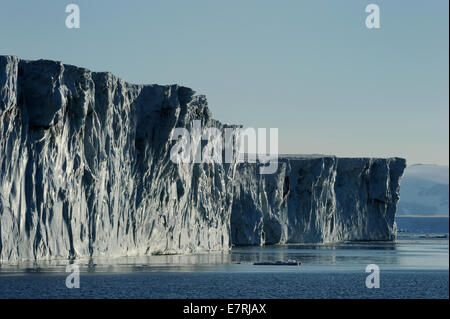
1,0 -> 448,165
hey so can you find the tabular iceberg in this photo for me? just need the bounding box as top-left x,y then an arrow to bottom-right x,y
0,56 -> 406,262
231,156 -> 406,245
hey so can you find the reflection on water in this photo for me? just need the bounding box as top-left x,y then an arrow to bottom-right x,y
230,242 -> 399,267
0,238 -> 447,274
0,217 -> 447,299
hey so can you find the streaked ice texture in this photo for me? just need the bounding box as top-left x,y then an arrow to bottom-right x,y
0,56 -> 406,261
231,156 -> 406,245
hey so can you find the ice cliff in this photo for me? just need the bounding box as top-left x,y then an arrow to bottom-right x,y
231,156 -> 406,245
0,56 -> 406,261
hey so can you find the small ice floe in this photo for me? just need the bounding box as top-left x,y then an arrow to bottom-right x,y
418,234 -> 449,239
253,259 -> 301,266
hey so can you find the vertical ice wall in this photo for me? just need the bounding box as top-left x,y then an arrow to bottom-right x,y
0,56 -> 406,262
0,56 -> 237,261
231,156 -> 406,245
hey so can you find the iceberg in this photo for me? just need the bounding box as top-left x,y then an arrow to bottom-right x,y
0,56 -> 406,262
231,156 -> 406,245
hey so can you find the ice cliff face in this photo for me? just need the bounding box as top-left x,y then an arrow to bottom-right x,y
231,156 -> 406,245
0,56 -> 236,261
0,56 -> 406,262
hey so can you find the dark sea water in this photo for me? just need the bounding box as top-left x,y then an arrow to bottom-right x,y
396,216 -> 449,236
0,217 -> 448,299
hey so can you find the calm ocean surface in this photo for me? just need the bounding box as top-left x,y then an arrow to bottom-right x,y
0,217 -> 448,299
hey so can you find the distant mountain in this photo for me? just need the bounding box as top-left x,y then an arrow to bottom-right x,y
398,164 -> 449,216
